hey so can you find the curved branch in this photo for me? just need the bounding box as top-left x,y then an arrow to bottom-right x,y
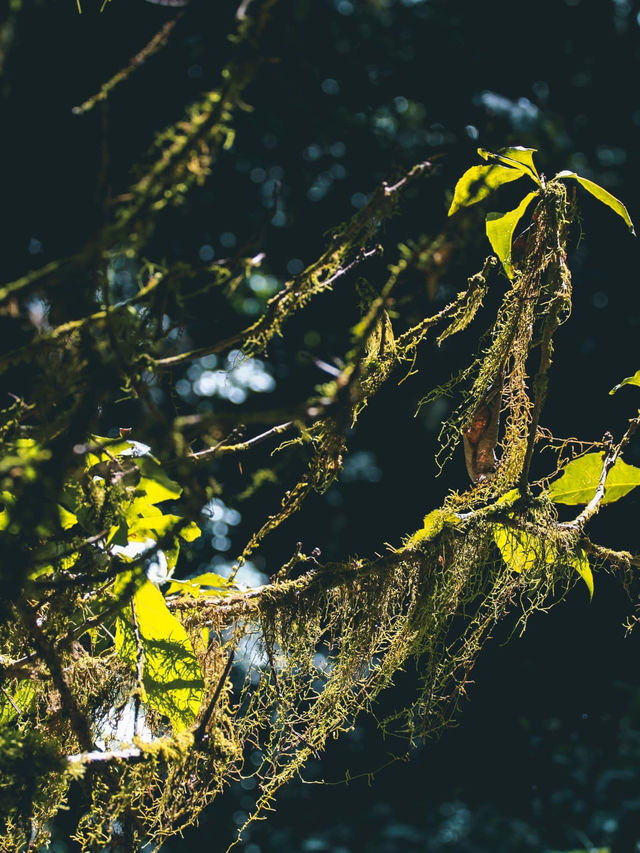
560,416 -> 640,532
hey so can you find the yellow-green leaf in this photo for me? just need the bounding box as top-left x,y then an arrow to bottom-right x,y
568,548 -> 594,600
554,171 -> 635,235
0,681 -> 37,723
0,491 -> 13,531
135,455 -> 182,504
128,497 -> 163,518
166,572 -> 234,598
128,514 -> 201,543
178,521 -> 201,542
493,524 -> 553,573
610,369 -> 640,394
548,453 -> 640,505
115,580 -> 204,731
485,191 -> 539,278
89,434 -> 138,457
495,488 -> 521,506
405,509 -> 460,548
135,477 -> 182,504
448,164 -> 526,216
478,146 -> 541,184
58,505 -> 78,530
493,525 -> 594,596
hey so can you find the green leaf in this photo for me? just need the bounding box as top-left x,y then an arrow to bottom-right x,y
0,439 -> 51,480
58,505 -> 78,530
495,488 -> 521,506
493,525 -> 594,597
405,509 -> 460,547
115,580 -> 204,731
178,521 -> 201,542
0,490 -> 14,531
166,572 -> 234,598
108,521 -> 129,547
493,524 -> 553,573
485,191 -> 539,278
128,513 -> 201,543
554,171 -> 635,235
89,434 -> 138,457
126,497 -> 162,520
610,369 -> 640,394
134,456 -> 182,504
548,453 -> 640,505
568,548 -> 594,600
478,146 -> 541,184
0,681 -> 38,723
448,164 -> 526,216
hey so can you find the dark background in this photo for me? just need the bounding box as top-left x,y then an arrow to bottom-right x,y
4,0 -> 640,850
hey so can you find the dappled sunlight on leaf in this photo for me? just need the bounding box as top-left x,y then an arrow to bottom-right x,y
115,580 -> 204,732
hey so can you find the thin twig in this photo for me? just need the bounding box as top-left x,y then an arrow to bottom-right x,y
321,245 -> 382,287
73,18 -> 180,115
6,573 -> 141,675
189,421 -> 294,460
193,649 -> 235,743
153,161 -> 433,369
18,604 -> 93,751
0,685 -> 21,715
518,290 -> 567,491
130,600 -> 145,739
561,416 -> 640,532
31,529 -> 109,567
396,256 -> 496,351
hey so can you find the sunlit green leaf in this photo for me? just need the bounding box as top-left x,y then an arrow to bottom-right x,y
160,540 -> 179,573
135,456 -> 182,504
89,434 -> 137,457
495,488 -> 521,506
610,369 -> 640,394
493,525 -> 594,596
486,191 -> 539,278
0,439 -> 51,479
115,580 -> 204,731
178,521 -> 201,542
548,453 -> 640,505
128,514 -> 201,543
554,171 -> 635,235
568,548 -> 594,600
107,520 -> 129,547
166,572 -> 234,598
58,505 -> 78,530
493,524 -> 553,573
0,681 -> 38,724
0,490 -> 14,531
448,164 -> 526,216
406,509 -> 460,547
128,497 -> 163,519
478,146 -> 541,184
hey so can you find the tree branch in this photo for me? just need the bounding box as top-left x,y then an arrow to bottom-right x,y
189,421 -> 295,460
560,416 -> 640,532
